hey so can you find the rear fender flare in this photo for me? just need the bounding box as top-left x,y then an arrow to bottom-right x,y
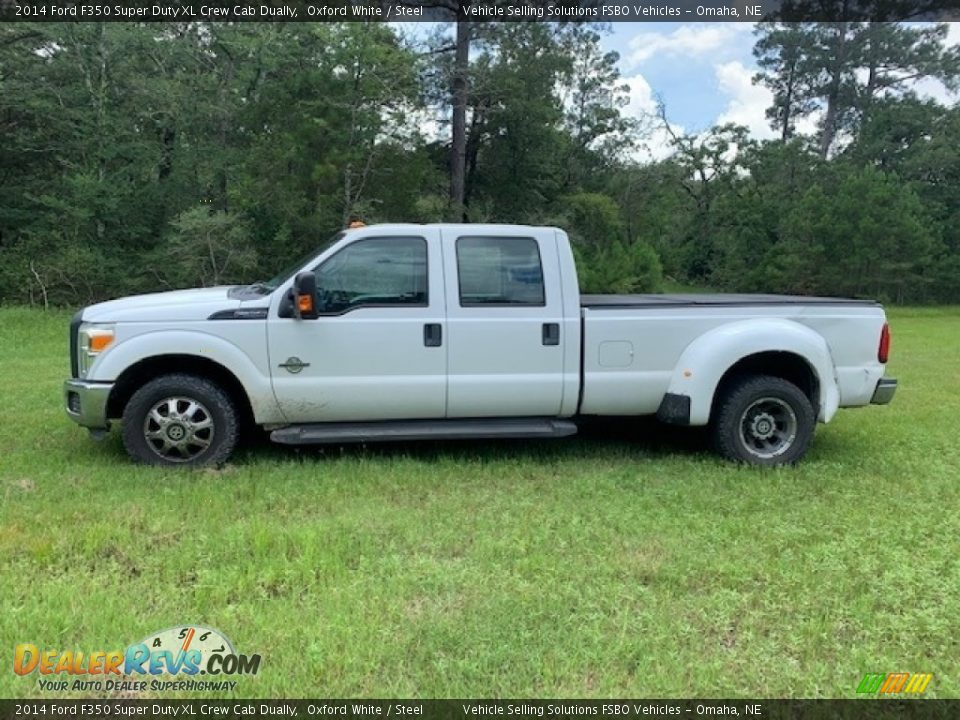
665,318 -> 839,425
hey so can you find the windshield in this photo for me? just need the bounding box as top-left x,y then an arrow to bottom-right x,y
253,231 -> 346,293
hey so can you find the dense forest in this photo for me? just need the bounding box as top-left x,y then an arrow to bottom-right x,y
1,20 -> 958,306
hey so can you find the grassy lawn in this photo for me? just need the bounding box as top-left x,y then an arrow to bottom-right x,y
1,306 -> 958,699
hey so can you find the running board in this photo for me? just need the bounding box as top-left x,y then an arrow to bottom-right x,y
270,418 -> 578,445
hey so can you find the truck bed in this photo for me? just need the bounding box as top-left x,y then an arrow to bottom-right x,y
581,293 -> 879,308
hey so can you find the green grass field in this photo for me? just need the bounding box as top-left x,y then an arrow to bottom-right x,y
1,306 -> 958,699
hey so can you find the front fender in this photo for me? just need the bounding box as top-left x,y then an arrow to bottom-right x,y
88,329 -> 280,423
665,318 -> 839,426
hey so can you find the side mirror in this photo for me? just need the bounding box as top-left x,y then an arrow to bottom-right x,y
292,271 -> 319,320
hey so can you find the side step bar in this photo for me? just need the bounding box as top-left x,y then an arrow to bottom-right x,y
270,418 -> 579,446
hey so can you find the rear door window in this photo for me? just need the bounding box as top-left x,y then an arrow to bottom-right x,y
455,236 -> 545,307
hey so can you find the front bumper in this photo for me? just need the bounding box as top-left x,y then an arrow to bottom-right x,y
64,379 -> 113,429
870,377 -> 897,405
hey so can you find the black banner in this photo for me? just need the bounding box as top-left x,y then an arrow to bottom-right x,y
1,700 -> 959,720
1,0 -> 958,23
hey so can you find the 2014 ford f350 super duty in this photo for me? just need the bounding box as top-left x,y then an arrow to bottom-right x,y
64,224 -> 897,467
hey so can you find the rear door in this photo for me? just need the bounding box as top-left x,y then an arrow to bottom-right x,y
441,229 -> 567,417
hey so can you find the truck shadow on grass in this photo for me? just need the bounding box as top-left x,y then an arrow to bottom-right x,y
235,417 -> 714,467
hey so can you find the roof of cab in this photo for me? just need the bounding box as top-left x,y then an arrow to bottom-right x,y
343,223 -> 562,234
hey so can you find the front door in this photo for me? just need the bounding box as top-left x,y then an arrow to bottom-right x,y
268,229 -> 447,423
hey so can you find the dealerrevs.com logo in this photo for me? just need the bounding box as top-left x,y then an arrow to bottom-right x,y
14,625 -> 261,693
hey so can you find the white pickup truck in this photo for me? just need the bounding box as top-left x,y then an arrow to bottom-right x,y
64,223 -> 896,467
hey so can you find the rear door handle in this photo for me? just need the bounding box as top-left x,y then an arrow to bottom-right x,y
424,323 -> 442,347
542,322 -> 560,346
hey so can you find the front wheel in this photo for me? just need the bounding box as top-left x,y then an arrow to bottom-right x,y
122,374 -> 239,467
710,375 -> 815,466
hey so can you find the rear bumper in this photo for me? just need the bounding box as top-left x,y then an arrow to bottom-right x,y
64,379 -> 113,429
870,378 -> 897,405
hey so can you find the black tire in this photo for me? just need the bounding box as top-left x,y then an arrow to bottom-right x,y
710,374 -> 815,466
121,374 -> 239,467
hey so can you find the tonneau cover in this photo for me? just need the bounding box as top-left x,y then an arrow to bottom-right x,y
581,293 -> 878,308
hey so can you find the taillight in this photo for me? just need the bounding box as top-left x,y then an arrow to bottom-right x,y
878,322 -> 891,364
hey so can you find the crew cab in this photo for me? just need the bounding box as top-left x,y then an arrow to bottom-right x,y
64,224 -> 896,467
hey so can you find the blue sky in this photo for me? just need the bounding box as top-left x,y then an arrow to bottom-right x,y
396,21 -> 959,160
603,23 -> 753,133
601,22 -> 960,159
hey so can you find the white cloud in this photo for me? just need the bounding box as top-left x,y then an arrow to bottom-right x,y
946,21 -> 960,47
638,126 -> 685,163
714,60 -> 825,141
617,21 -> 960,159
418,111 -> 446,144
623,73 -> 658,117
622,73 -> 683,162
794,111 -> 822,137
714,61 -> 777,139
909,76 -> 958,104
627,24 -> 754,68
911,24 -> 960,104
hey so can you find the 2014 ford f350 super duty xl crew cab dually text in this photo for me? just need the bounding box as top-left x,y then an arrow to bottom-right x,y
64,224 -> 897,467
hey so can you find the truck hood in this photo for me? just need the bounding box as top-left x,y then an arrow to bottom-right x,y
82,286 -> 248,323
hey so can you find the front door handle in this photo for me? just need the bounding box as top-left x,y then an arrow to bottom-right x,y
542,323 -> 560,346
424,323 -> 442,347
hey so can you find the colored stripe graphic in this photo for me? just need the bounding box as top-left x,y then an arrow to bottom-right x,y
181,627 -> 196,652
856,674 -> 885,693
858,672 -> 933,695
904,674 -> 933,694
880,673 -> 909,694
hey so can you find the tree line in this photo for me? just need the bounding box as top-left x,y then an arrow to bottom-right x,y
0,20 -> 957,306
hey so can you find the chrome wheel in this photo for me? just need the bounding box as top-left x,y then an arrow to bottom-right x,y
738,397 -> 798,460
142,396 -> 215,463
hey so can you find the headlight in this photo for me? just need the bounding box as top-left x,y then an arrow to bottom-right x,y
77,323 -> 115,378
